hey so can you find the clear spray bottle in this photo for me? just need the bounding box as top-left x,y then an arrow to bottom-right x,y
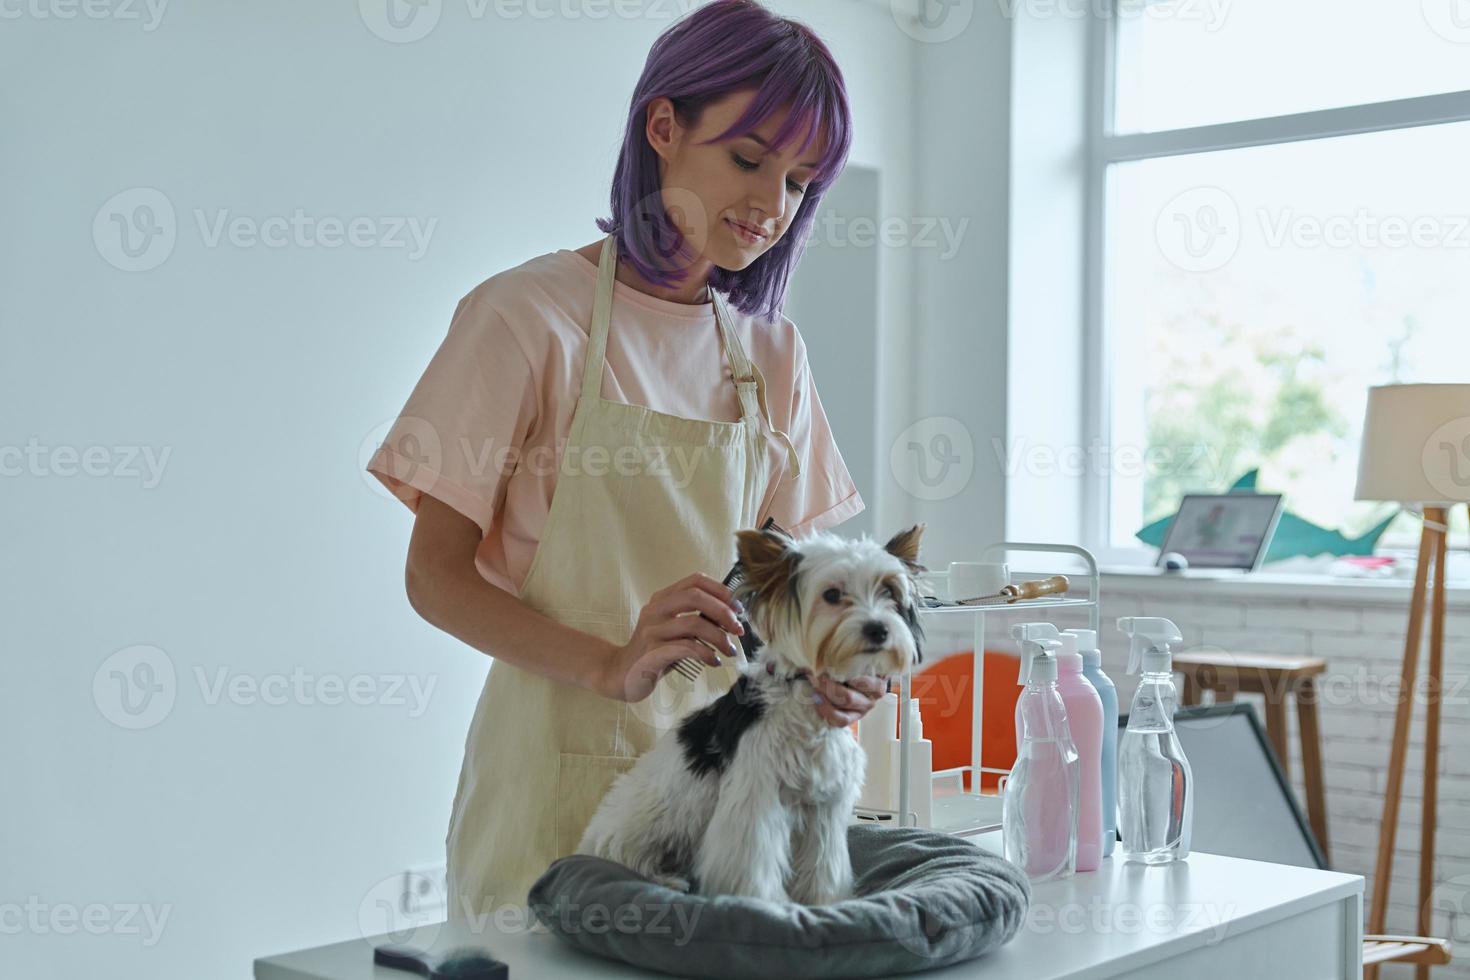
1116,617 -> 1194,864
1002,631 -> 1079,882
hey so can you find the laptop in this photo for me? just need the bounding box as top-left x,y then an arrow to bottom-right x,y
1157,492 -> 1285,571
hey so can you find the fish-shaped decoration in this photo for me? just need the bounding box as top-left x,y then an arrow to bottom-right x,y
1136,469 -> 1399,563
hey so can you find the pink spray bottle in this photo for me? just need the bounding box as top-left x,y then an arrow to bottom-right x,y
1002,631 -> 1078,881
1011,623 -> 1105,872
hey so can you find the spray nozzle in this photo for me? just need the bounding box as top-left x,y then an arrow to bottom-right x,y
1011,623 -> 1063,686
1117,616 -> 1183,675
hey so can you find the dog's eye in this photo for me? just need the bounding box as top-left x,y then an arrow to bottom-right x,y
822,587 -> 843,604
881,584 -> 898,601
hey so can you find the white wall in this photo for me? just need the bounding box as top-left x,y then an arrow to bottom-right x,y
895,0 -> 1015,571
1005,6 -> 1090,546
896,0 -> 1096,568
0,2 -> 927,976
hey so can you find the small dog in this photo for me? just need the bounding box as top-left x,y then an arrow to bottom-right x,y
577,523 -> 927,905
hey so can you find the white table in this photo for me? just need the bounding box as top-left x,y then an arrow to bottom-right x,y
255,832 -> 1364,980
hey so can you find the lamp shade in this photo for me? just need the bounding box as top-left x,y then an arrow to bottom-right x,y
1355,383 -> 1470,505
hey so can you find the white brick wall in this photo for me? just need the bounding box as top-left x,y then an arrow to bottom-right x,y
924,572 -> 1470,978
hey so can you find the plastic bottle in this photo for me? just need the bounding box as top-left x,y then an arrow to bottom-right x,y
857,692 -> 899,814
1116,617 -> 1194,864
1013,624 -> 1103,871
1002,634 -> 1079,882
1066,628 -> 1119,859
894,699 -> 933,828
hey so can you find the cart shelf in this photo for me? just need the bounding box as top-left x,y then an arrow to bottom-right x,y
854,542 -> 1100,838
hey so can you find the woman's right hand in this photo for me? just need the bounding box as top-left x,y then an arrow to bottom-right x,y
599,572 -> 746,703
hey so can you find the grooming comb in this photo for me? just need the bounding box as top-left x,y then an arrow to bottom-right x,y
670,517 -> 788,682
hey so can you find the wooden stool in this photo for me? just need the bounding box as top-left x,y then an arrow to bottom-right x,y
1173,650 -> 1331,865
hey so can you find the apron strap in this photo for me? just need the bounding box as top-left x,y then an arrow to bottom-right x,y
710,289 -> 756,386
713,289 -> 802,482
748,357 -> 802,480
580,233 -> 619,403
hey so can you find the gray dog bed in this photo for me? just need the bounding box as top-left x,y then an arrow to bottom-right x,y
528,823 -> 1030,979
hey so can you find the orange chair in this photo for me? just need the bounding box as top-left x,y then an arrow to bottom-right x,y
908,650 -> 1022,793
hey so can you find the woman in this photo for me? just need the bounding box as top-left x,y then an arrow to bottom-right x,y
367,0 -> 881,918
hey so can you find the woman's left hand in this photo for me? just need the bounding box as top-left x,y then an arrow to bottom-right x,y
811,674 -> 890,727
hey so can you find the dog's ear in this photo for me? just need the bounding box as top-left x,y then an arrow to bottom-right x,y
883,523 -> 928,575
734,527 -> 802,605
881,524 -> 928,669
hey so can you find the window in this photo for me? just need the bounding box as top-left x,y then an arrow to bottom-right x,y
1089,4 -> 1470,557
1114,0 -> 1470,133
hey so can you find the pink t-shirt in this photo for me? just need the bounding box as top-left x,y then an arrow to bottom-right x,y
367,247 -> 865,596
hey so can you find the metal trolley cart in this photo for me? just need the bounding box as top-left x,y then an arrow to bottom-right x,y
854,542 -> 1100,836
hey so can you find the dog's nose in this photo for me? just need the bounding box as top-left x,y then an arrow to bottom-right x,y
861,621 -> 888,645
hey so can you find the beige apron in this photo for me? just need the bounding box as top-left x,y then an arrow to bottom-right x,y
445,232 -> 802,916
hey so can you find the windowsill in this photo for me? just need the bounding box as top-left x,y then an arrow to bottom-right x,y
1100,564 -> 1470,607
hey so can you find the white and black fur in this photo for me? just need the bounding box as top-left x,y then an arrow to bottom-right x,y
577,523 -> 927,905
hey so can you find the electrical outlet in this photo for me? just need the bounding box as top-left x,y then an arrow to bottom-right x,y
399,864 -> 448,920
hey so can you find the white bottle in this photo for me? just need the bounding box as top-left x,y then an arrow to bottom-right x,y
1116,617 -> 1194,864
892,699 -> 933,828
857,692 -> 899,814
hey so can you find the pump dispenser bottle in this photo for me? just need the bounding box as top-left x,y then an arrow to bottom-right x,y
857,692 -> 899,814
895,698 -> 933,828
1116,617 -> 1194,864
1013,623 -> 1104,871
1065,628 -> 1118,858
1003,633 -> 1079,881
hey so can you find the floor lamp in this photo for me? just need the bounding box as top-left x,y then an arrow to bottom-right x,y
1355,383 -> 1470,979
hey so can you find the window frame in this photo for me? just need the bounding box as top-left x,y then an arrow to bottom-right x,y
1081,7 -> 1470,563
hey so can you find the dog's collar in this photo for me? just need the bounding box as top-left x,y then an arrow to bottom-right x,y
762,662 -> 813,685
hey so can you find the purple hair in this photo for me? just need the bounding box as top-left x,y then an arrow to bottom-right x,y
595,0 -> 853,324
